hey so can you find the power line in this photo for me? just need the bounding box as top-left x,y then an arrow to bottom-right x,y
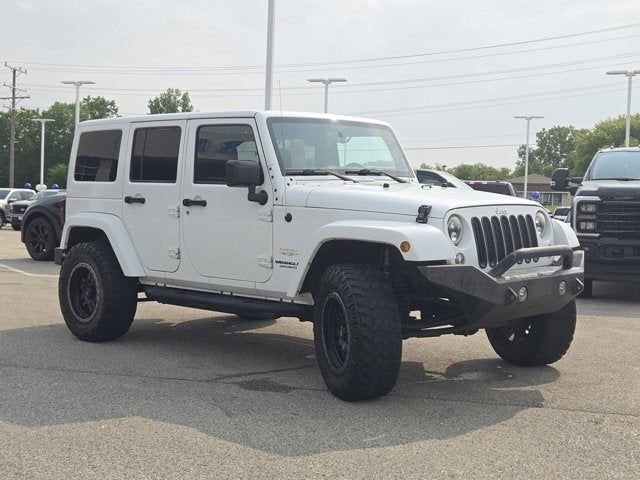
11,21 -> 640,71
405,144 -> 522,150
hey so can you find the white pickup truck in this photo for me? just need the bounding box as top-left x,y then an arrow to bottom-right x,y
56,111 -> 584,401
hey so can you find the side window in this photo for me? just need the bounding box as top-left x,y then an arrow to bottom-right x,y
194,125 -> 258,184
130,126 -> 181,183
74,130 -> 122,182
7,191 -> 21,202
21,191 -> 35,200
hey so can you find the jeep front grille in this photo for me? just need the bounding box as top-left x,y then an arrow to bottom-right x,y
471,214 -> 538,269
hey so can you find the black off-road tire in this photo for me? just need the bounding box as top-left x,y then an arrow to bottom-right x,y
578,279 -> 593,298
25,217 -> 56,261
0,211 -> 5,228
11,222 -> 21,231
486,300 -> 576,366
313,264 -> 402,401
59,241 -> 138,342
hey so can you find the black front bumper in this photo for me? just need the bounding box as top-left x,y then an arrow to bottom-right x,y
579,236 -> 640,283
420,246 -> 584,329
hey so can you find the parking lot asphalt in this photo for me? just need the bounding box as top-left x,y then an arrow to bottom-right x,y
0,226 -> 638,479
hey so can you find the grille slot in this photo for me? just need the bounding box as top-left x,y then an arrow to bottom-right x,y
471,213 -> 538,269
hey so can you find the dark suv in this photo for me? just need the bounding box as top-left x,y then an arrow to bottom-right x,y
552,147 -> 640,297
21,191 -> 66,261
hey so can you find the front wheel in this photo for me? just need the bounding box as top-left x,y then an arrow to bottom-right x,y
486,300 -> 576,366
313,264 -> 402,401
59,241 -> 138,342
25,217 -> 56,261
11,222 -> 21,231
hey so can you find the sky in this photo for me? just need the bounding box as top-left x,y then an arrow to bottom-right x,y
2,0 -> 640,172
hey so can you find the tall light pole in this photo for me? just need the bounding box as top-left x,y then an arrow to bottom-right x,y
307,78 -> 347,113
606,69 -> 640,147
514,115 -> 543,199
264,0 -> 276,110
31,118 -> 54,187
60,80 -> 95,128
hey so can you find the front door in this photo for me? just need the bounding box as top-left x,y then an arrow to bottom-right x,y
122,120 -> 186,273
181,118 -> 273,283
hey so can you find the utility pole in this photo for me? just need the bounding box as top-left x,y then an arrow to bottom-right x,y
32,118 -> 54,187
514,115 -> 543,199
60,80 -> 95,129
264,0 -> 276,110
606,70 -> 640,147
2,63 -> 29,188
307,78 -> 347,113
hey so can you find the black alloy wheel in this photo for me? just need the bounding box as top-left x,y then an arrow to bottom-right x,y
67,262 -> 100,322
321,292 -> 351,372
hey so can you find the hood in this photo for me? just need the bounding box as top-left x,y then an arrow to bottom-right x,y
286,181 -> 538,218
577,179 -> 640,201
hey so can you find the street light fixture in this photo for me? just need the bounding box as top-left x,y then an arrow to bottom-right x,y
606,69 -> 640,147
307,78 -> 347,113
60,80 -> 95,128
514,115 -> 544,199
31,118 -> 54,188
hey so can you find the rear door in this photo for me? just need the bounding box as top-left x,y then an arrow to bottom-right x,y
122,120 -> 186,273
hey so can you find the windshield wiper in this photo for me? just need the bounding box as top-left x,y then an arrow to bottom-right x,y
343,168 -> 407,183
285,169 -> 358,183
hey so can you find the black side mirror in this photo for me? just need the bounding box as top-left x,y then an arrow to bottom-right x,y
225,160 -> 268,205
550,168 -> 569,191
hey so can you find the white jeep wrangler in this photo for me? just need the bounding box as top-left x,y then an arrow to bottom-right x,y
56,111 -> 584,401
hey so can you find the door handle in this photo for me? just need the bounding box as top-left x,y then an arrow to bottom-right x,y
124,196 -> 146,204
182,198 -> 207,207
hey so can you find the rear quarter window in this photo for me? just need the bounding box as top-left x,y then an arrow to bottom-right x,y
74,130 -> 123,182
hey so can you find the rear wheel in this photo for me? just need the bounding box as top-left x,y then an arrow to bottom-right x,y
0,211 -> 5,228
25,217 -> 56,261
59,241 -> 138,342
11,222 -> 21,231
313,264 -> 402,401
486,300 -> 576,366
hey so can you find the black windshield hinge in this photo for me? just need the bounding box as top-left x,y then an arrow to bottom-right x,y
416,205 -> 431,223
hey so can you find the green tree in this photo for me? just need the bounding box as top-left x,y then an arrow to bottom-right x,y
0,96 -> 119,186
147,88 -> 194,114
448,163 -> 513,180
514,125 -> 585,177
418,162 -> 447,171
46,162 -> 69,188
568,114 -> 640,175
81,96 -> 119,120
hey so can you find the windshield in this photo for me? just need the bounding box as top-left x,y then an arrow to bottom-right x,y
586,151 -> 640,180
437,172 -> 473,189
267,118 -> 413,178
0,189 -> 10,199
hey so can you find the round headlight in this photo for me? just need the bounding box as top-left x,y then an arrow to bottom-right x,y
535,211 -> 547,237
447,215 -> 463,245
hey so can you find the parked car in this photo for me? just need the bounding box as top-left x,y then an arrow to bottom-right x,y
465,180 -> 518,196
20,191 -> 66,261
0,188 -> 35,227
552,147 -> 640,297
55,111 -> 583,401
7,189 -> 63,230
415,169 -> 473,190
552,207 -> 571,222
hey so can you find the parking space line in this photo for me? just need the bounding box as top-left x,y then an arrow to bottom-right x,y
0,262 -> 59,278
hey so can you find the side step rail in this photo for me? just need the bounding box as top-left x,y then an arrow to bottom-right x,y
143,286 -> 311,319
